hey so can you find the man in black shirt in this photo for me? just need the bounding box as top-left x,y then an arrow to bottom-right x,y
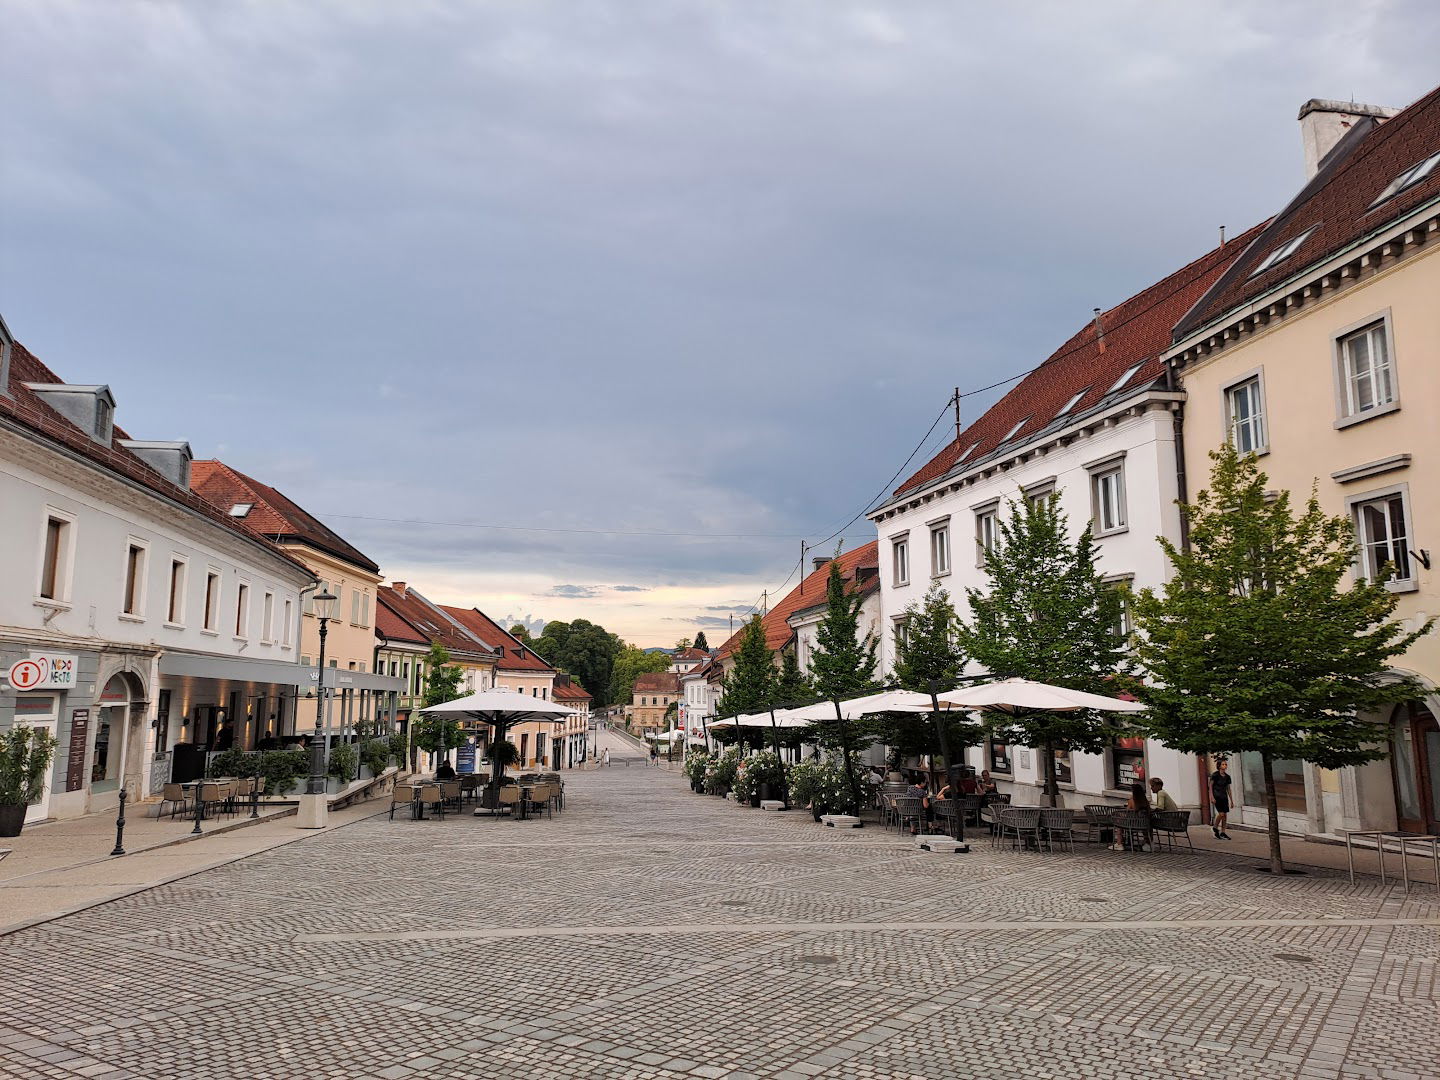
1210,757 -> 1233,840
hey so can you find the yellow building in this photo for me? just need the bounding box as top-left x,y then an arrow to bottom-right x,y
629,671 -> 679,735
1168,92 -> 1440,836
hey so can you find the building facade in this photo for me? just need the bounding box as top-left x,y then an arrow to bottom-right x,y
629,671 -> 680,735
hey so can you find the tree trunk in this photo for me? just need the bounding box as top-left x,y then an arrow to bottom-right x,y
1042,736 -> 1058,807
1261,751 -> 1285,874
769,709 -> 790,809
835,700 -> 861,815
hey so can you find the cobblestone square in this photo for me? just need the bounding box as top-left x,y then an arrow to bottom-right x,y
3,768 -> 1437,1080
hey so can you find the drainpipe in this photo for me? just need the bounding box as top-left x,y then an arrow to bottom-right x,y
1166,358 -> 1207,823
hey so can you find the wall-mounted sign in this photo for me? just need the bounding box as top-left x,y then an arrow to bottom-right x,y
65,709 -> 91,792
6,653 -> 80,692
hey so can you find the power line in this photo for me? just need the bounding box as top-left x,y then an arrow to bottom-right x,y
316,512 -> 873,541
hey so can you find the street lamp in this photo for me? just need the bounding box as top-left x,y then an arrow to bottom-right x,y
307,590 -> 339,796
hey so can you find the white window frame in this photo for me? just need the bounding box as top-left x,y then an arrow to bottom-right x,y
1023,479 -> 1056,507
1223,369 -> 1269,456
1347,482 -> 1418,593
1103,573 -> 1135,641
1088,458 -> 1128,537
202,569 -> 222,634
929,518 -> 951,578
974,501 -> 999,566
1249,226 -> 1316,277
120,537 -> 150,620
166,555 -> 188,628
1333,311 -> 1400,428
261,591 -> 275,644
890,532 -> 910,586
234,580 -> 250,639
281,599 -> 294,647
36,507 -> 77,606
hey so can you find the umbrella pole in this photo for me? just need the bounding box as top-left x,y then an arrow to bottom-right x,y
486,717 -> 508,815
769,707 -> 789,810
928,685 -> 962,842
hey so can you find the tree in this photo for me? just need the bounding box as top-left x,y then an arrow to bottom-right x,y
806,556 -> 880,813
958,495 -> 1129,806
1130,446 -> 1433,873
694,631 -> 710,652
533,619 -> 623,705
509,624 -> 532,642
774,649 -> 812,705
674,637 -> 692,651
608,644 -> 672,709
413,642 -> 465,766
715,616 -> 776,717
890,583 -> 984,793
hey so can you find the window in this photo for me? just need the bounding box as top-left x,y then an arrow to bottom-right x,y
123,543 -> 146,616
955,441 -> 980,466
1226,375 -> 1267,454
1091,464 -> 1127,534
203,571 -> 221,631
167,559 -> 186,624
94,396 -> 113,440
38,513 -> 72,601
281,599 -> 293,645
235,583 -> 249,637
1024,482 -> 1055,507
1107,362 -> 1143,394
1355,491 -> 1413,587
892,537 -> 910,585
1053,748 -> 1073,785
351,589 -> 361,624
1000,416 -> 1031,443
975,507 -> 998,564
260,592 -> 274,642
1106,576 -> 1134,640
227,503 -> 253,518
1337,320 -> 1396,419
930,524 -> 950,577
892,617 -> 910,651
1370,151 -> 1440,208
361,592 -> 371,626
348,661 -> 356,671
1111,736 -> 1146,789
987,737 -> 1011,775
1250,227 -> 1316,277
1055,387 -> 1090,418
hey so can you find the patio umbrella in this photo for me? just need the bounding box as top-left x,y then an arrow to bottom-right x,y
936,678 -> 1147,714
421,689 -> 575,811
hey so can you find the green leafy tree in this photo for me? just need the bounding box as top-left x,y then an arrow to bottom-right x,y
958,496 -> 1129,806
805,555 -> 880,813
413,642 -> 465,766
509,624 -> 532,642
674,637 -> 692,651
533,619 -> 622,705
716,616 -> 776,717
774,649 -> 812,705
608,644 -> 673,708
693,631 -> 709,652
889,583 -> 984,792
1130,446 -> 1433,873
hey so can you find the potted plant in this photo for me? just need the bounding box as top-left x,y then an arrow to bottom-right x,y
491,739 -> 520,772
682,748 -> 711,793
0,725 -> 58,836
745,750 -> 783,805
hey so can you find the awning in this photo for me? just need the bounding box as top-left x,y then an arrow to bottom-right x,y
158,650 -> 405,693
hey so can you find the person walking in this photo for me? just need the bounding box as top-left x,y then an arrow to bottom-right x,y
1210,756 -> 1233,840
649,743 -> 660,767
602,747 -> 610,768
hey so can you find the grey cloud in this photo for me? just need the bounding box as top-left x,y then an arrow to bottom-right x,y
549,585 -> 600,599
612,585 -> 648,593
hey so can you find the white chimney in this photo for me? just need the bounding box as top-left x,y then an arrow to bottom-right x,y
1298,98 -> 1398,179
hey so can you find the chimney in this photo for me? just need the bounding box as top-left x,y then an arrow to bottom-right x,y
391,581 -> 407,596
1092,308 -> 1107,354
1298,98 -> 1398,179
812,556 -> 832,572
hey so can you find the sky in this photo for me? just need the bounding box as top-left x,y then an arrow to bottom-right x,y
4,1 -> 1438,646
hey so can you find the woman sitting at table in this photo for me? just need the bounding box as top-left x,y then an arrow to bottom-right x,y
1120,780 -> 1153,851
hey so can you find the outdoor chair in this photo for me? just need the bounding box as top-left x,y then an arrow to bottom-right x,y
161,783 -> 186,819
1039,808 -> 1076,852
526,783 -> 553,820
1000,806 -> 1043,851
1152,810 -> 1194,852
195,782 -> 226,820
1112,810 -> 1152,852
932,800 -> 959,839
497,785 -> 522,818
892,796 -> 925,835
459,775 -> 481,804
389,785 -> 417,821
1080,804 -> 1116,846
440,780 -> 462,812
959,794 -> 984,828
418,785 -> 446,821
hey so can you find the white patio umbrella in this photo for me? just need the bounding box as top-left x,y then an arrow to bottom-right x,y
421,689 -> 576,806
936,677 -> 1147,714
779,689 -> 939,723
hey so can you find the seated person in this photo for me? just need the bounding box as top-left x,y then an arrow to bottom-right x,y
978,770 -> 999,795
1148,776 -> 1178,813
435,759 -> 457,781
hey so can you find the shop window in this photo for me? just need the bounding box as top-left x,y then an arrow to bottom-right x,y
1240,752 -> 1307,814
1053,748 -> 1073,785
1111,737 -> 1146,788
155,689 -> 172,755
987,737 -> 1011,775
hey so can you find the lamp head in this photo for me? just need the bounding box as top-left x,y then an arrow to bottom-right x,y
313,589 -> 339,622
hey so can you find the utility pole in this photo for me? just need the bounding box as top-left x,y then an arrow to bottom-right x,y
761,590 -> 768,616
953,386 -> 962,443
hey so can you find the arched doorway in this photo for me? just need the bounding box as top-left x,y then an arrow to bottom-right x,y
92,671 -> 147,809
1391,701 -> 1440,834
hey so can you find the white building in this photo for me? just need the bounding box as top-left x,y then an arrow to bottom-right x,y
0,321 -> 316,821
868,234 -> 1263,812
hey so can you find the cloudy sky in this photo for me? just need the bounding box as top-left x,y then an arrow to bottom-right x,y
4,1 -> 1437,645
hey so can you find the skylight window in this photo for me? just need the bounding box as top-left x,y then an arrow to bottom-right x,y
955,441 -> 980,465
1107,362 -> 1143,393
1000,416 -> 1031,443
1055,388 -> 1090,418
1369,151 -> 1440,208
1249,227 -> 1317,277
228,503 -> 253,518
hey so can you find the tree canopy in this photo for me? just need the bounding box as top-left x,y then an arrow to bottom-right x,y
1130,445 -> 1433,872
532,618 -> 625,706
693,631 -> 709,652
607,644 -> 673,708
413,641 -> 466,763
715,615 -> 775,717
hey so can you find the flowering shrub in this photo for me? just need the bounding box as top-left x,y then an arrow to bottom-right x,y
705,746 -> 744,795
683,749 -> 712,784
787,752 -> 878,815
733,750 -> 784,804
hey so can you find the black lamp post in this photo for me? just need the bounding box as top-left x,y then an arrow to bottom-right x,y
307,590 -> 339,796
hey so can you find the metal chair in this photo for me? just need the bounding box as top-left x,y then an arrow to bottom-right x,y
1039,808 -> 1076,852
527,783 -> 554,820
892,796 -> 925,834
932,800 -> 959,839
417,784 -> 446,821
497,785 -> 522,818
1152,810 -> 1193,852
1112,810 -> 1152,851
1004,806 -> 1043,851
958,794 -> 984,828
161,783 -> 187,819
1081,804 -> 1117,846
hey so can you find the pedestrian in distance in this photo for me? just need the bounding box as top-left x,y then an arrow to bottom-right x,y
602,747 -> 610,768
1210,756 -> 1233,840
649,743 -> 660,767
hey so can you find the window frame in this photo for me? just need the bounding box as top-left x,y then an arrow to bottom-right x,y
1332,310 -> 1400,428
281,598 -> 294,647
890,531 -> 910,586
928,518 -> 952,578
1088,458 -> 1128,537
261,591 -> 276,645
234,580 -> 250,639
166,555 -> 188,627
974,500 -> 999,567
121,538 -> 149,619
1347,482 -> 1418,593
36,508 -> 76,605
202,568 -> 222,634
1222,369 -> 1269,456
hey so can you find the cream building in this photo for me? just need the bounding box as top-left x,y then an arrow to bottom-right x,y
1168,92 -> 1440,836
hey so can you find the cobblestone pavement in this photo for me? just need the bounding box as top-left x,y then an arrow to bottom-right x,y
3,769 -> 1438,1080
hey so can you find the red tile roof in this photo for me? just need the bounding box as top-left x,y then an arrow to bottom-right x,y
714,542 -> 881,660
671,647 -> 710,662
634,672 -> 680,694
1177,84 -> 1440,338
375,599 -> 429,646
552,681 -> 593,702
191,460 -> 380,574
890,224 -> 1267,500
377,585 -> 497,660
442,606 -> 556,674
1,340 -> 311,577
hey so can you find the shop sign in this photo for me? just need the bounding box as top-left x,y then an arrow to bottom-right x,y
65,709 -> 90,792
457,742 -> 477,774
5,653 -> 80,692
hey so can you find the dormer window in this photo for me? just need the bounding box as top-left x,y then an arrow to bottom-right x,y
23,383 -> 117,446
1249,227 -> 1317,277
0,314 -> 13,399
1369,151 -> 1440,208
94,397 -> 113,440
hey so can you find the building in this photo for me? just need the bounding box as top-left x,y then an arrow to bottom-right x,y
551,674 -> 593,767
1167,91 -> 1440,836
867,228 -> 1267,812
679,660 -> 722,742
668,646 -> 710,675
0,324 -> 315,820
190,460 -> 404,745
629,671 -> 680,735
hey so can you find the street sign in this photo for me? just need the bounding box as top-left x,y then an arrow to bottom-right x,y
5,653 -> 79,691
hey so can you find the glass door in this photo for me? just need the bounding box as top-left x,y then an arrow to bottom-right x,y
1392,703 -> 1440,834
